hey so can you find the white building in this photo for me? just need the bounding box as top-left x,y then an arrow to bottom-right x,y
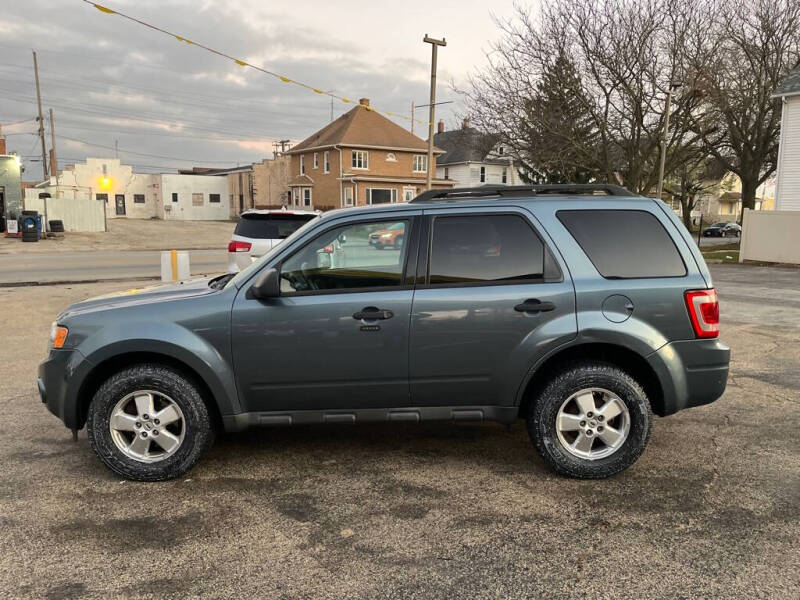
774,64 -> 800,210
26,158 -> 230,223
432,120 -> 520,188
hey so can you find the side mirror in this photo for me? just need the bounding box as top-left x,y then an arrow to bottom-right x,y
250,268 -> 280,299
338,233 -> 347,244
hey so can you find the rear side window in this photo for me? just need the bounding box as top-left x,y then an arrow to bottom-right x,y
429,214 -> 545,284
557,209 -> 686,278
235,213 -> 317,240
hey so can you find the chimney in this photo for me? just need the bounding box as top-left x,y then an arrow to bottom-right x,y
359,98 -> 370,107
437,120 -> 445,134
0,134 -> 6,155
462,118 -> 470,130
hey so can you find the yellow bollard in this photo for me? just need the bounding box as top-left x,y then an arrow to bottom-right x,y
170,249 -> 178,281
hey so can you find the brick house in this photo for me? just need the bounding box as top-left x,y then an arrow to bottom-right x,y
285,98 -> 454,210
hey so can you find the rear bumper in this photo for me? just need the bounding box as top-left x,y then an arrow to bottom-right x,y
38,349 -> 93,430
647,339 -> 730,416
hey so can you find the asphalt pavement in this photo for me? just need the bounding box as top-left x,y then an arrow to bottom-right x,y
0,263 -> 798,598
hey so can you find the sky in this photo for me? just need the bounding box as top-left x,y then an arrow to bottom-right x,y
1,0 -> 522,180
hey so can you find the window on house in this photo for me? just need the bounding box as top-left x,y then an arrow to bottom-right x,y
352,150 -> 369,169
172,192 -> 178,203
498,146 -> 505,155
134,194 -> 145,204
502,168 -> 507,184
480,166 -> 486,183
344,187 -> 354,206
303,188 -> 312,206
444,167 -> 449,180
323,151 -> 330,173
366,188 -> 397,204
209,193 -> 221,203
386,152 -> 397,162
300,155 -> 305,175
429,215 -> 546,285
192,193 -> 203,206
292,189 -> 299,205
96,193 -> 108,202
313,153 -> 318,169
229,194 -> 234,206
413,155 -> 428,172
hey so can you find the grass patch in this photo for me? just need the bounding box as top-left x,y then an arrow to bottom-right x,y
702,249 -> 740,263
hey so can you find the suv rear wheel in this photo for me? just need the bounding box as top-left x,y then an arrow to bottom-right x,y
527,362 -> 652,478
87,364 -> 214,481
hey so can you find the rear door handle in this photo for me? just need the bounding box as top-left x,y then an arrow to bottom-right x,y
353,306 -> 394,320
514,299 -> 556,313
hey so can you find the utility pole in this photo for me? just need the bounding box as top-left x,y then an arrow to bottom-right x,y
656,82 -> 682,201
423,35 -> 446,190
32,51 -> 48,180
48,108 -> 58,175
115,139 -> 119,158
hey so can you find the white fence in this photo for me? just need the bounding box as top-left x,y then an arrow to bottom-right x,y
24,190 -> 106,232
740,209 -> 800,265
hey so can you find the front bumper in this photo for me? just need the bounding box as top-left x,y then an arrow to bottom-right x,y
647,338 -> 730,416
38,349 -> 93,430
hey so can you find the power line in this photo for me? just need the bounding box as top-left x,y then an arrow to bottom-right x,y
80,0 -> 431,126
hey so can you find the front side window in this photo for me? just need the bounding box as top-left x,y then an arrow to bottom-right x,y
280,219 -> 409,293
557,210 -> 686,278
413,154 -> 428,172
429,214 -> 545,285
352,150 -> 369,169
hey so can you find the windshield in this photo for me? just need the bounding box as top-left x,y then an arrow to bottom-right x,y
710,222 -> 726,227
225,214 -> 321,289
234,213 -> 317,239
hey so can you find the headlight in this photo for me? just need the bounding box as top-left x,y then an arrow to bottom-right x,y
50,322 -> 68,349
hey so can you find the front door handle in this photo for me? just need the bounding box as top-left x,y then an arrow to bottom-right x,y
353,306 -> 394,321
514,299 -> 556,313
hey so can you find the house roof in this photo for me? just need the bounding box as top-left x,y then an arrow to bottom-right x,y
773,62 -> 800,98
432,126 -> 515,166
288,100 -> 438,153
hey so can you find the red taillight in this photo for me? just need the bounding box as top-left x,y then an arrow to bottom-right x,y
685,289 -> 719,338
228,240 -> 252,253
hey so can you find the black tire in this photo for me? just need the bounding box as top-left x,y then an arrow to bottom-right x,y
49,220 -> 64,232
527,361 -> 652,479
87,364 -> 215,481
21,210 -> 38,216
22,231 -> 38,242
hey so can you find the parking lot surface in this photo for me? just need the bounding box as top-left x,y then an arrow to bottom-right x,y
0,264 -> 798,598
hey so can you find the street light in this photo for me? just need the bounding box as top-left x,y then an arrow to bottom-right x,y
423,34 -> 446,190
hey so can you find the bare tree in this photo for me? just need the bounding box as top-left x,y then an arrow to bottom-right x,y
461,0 -> 711,194
689,0 -> 800,221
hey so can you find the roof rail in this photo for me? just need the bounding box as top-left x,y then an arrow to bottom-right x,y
409,183 -> 636,203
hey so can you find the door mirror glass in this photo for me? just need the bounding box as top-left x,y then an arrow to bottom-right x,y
250,268 -> 280,299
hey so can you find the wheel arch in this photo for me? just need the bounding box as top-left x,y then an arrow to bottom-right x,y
517,342 -> 666,418
76,350 -> 227,432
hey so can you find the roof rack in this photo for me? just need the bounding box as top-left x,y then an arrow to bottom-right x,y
409,183 -> 636,203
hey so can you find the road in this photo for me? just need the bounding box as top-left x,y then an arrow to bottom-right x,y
0,249 -> 228,284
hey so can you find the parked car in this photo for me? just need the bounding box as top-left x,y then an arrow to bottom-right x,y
227,209 -> 318,272
703,221 -> 741,237
39,184 -> 729,481
368,222 -> 406,250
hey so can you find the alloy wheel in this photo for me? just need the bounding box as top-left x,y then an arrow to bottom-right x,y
109,390 -> 185,463
555,387 -> 630,460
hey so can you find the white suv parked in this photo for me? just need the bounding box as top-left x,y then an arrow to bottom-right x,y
228,209 -> 319,272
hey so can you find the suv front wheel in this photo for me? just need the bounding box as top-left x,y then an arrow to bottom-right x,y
87,364 -> 214,481
528,362 -> 652,478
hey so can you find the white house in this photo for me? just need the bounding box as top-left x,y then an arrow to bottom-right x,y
26,158 -> 231,223
432,120 -> 520,188
774,63 -> 800,210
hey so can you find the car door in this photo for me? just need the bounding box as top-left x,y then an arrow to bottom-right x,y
408,206 -> 576,408
231,212 -> 421,413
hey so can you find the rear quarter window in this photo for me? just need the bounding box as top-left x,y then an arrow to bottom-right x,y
557,209 -> 686,278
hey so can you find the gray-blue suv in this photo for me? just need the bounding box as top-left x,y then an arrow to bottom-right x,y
38,185 -> 729,481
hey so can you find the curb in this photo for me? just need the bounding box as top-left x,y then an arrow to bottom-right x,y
0,276 -> 161,288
